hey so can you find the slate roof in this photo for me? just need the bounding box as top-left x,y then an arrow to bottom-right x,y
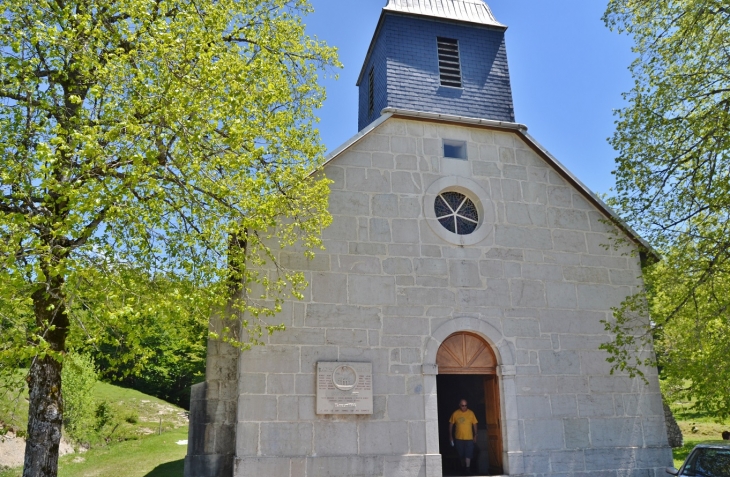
383,0 -> 505,28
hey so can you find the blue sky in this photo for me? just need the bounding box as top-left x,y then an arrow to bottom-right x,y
305,0 -> 636,196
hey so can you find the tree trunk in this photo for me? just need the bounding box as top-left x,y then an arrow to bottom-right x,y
23,281 -> 68,477
23,356 -> 63,477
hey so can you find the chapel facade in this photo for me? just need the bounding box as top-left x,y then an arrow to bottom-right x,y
185,1 -> 673,476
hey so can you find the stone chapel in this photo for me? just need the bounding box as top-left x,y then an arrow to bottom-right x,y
185,1 -> 673,476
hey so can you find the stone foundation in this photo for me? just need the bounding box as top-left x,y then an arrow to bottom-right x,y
663,401 -> 684,448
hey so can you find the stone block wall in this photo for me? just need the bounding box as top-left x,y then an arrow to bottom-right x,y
227,116 -> 672,477
185,309 -> 239,477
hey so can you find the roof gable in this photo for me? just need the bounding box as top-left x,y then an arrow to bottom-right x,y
323,108 -> 657,260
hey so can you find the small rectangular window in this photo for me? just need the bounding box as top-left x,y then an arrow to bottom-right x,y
437,37 -> 462,88
368,67 -> 375,117
443,139 -> 467,159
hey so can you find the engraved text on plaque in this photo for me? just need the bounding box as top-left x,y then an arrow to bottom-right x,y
316,362 -> 373,415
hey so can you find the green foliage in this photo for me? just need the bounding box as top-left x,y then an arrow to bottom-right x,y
94,401 -> 114,432
69,271 -> 208,409
0,369 -> 26,433
0,0 -> 339,360
60,353 -> 97,443
650,255 -> 730,418
0,0 -> 338,471
603,0 -> 730,418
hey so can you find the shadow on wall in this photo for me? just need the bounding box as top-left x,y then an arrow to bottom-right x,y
144,459 -> 184,477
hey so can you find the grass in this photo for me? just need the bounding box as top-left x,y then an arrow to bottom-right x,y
0,426 -> 188,477
85,381 -> 188,442
1,373 -> 188,477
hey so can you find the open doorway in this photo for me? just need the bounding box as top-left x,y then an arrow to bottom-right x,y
436,332 -> 503,476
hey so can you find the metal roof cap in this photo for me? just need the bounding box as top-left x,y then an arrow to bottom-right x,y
383,0 -> 505,28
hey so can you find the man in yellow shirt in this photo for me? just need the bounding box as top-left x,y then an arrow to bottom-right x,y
449,399 -> 478,474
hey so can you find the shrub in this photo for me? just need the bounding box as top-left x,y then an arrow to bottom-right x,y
61,353 -> 97,443
94,401 -> 114,431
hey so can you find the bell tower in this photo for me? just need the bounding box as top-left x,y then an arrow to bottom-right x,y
357,0 -> 515,130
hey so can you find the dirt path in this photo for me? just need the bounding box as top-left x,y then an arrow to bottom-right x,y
0,433 -> 74,470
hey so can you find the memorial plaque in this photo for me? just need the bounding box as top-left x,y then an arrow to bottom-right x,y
316,362 -> 373,415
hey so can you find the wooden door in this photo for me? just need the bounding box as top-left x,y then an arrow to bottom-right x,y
437,332 -> 503,475
483,376 -> 503,473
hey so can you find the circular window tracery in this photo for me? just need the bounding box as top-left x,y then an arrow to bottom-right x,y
424,177 -> 493,246
434,191 -> 479,235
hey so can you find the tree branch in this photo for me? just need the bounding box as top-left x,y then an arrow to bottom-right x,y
68,208 -> 108,249
0,90 -> 44,108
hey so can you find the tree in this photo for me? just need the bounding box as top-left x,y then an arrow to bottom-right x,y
602,0 -> 730,417
0,0 -> 339,475
75,271 -> 209,409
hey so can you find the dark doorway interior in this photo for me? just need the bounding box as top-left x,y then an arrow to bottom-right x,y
437,374 -> 490,476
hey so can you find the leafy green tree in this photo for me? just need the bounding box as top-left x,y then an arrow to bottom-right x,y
647,253 -> 730,418
0,0 -> 338,475
602,0 -> 730,417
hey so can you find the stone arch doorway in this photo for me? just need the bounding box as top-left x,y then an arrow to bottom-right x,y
437,332 -> 503,476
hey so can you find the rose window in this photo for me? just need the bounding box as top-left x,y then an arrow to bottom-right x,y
434,191 -> 479,235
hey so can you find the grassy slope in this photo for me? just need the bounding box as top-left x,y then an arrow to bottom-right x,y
1,378 -> 187,438
87,381 -> 188,440
0,427 -> 187,477
1,377 -> 188,477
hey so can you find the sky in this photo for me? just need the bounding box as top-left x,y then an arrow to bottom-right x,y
304,0 -> 637,196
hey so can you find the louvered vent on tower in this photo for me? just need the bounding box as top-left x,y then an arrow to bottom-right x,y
437,37 -> 462,88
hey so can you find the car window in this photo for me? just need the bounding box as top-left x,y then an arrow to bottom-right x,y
683,448 -> 730,477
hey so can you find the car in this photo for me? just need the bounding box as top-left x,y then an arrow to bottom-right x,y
666,443 -> 730,477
